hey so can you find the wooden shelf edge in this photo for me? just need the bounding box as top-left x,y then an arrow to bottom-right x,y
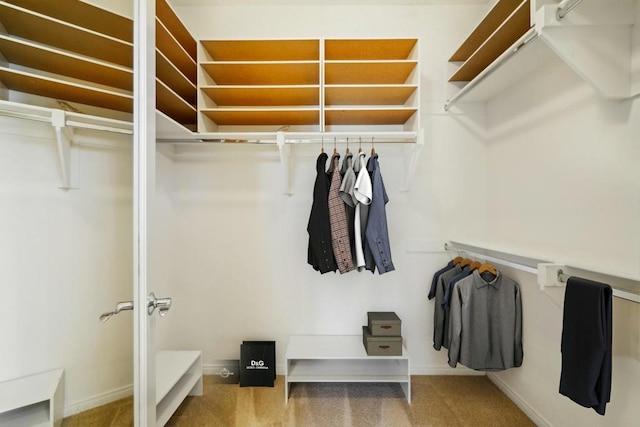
450,0 -> 525,62
449,0 -> 531,82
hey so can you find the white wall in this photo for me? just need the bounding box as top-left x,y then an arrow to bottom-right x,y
155,3 -> 489,374
0,118 -> 134,415
482,55 -> 640,425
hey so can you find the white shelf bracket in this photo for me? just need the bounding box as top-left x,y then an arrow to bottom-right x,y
399,128 -> 425,192
276,131 -> 293,195
537,0 -> 639,99
51,109 -> 79,190
537,263 -> 566,290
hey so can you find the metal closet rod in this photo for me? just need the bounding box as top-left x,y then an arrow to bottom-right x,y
556,0 -> 584,20
444,242 -> 640,304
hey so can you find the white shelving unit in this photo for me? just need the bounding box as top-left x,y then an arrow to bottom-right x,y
285,335 -> 411,404
0,368 -> 64,427
445,0 -> 640,110
156,350 -> 203,427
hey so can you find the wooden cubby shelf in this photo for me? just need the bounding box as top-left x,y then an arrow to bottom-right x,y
202,86 -> 319,106
156,18 -> 197,84
0,34 -> 133,91
449,0 -> 531,82
156,0 -> 196,60
2,0 -> 132,43
198,38 -> 419,132
449,0 -> 523,62
157,49 -> 197,105
157,79 -> 197,126
201,62 -> 320,86
325,61 -> 417,85
201,108 -> 320,126
201,40 -> 319,61
0,1 -> 133,68
325,108 -> 417,126
325,85 -> 417,106
0,66 -> 133,113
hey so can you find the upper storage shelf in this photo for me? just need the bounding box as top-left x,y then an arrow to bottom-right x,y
0,0 -> 198,129
323,39 -> 419,132
199,39 -> 322,132
445,0 -> 640,110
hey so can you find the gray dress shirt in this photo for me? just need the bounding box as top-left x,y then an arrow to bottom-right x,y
448,271 -> 523,371
433,265 -> 461,350
364,154 -> 394,274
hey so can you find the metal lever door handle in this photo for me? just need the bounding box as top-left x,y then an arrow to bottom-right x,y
99,301 -> 133,322
147,292 -> 172,317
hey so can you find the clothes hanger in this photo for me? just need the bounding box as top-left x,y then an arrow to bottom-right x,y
358,137 -> 363,154
459,258 -> 473,268
469,261 -> 482,271
370,136 -> 376,155
478,263 -> 497,275
346,137 -> 350,154
453,256 -> 463,265
333,137 -> 337,155
321,137 -> 324,154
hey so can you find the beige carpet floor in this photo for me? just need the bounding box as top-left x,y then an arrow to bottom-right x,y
62,375 -> 534,426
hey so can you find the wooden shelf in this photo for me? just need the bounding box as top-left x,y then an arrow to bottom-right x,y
325,61 -> 417,85
2,0 -> 133,43
325,108 -> 417,125
157,79 -> 197,126
0,66 -> 133,112
201,40 -> 319,61
449,0 -> 531,82
201,62 -> 320,86
449,0 -> 523,61
156,17 -> 197,84
0,2 -> 133,68
325,39 -> 417,60
157,49 -> 196,105
325,85 -> 416,106
202,86 -> 319,106
0,34 -> 132,91
156,0 -> 196,59
201,108 -> 319,126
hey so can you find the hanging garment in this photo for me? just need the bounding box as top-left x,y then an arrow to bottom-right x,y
428,260 -> 455,300
327,153 -> 355,274
448,270 -> 523,370
441,265 -> 471,349
559,277 -> 612,416
433,264 -> 462,350
353,152 -> 372,271
364,153 -> 394,274
307,152 -> 337,273
339,152 -> 356,264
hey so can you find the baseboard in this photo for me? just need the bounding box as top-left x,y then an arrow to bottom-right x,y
64,384 -> 133,418
487,373 -> 551,427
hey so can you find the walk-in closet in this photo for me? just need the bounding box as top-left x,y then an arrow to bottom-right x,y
1,0 -> 638,426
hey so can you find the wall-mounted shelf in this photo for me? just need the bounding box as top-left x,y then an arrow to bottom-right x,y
0,1 -> 133,68
445,0 -> 640,110
0,34 -> 133,91
0,67 -> 133,113
0,0 -> 199,130
199,38 -> 419,133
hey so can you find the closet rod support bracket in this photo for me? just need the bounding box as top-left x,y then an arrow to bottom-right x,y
52,109 -> 80,190
537,263 -> 566,290
400,128 -> 425,192
276,131 -> 294,195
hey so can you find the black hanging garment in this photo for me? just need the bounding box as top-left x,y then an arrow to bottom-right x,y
559,277 -> 612,415
307,152 -> 337,273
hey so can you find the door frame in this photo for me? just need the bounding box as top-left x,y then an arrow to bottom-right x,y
133,0 -> 157,425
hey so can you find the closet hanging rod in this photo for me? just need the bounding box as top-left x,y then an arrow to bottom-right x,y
445,242 -> 640,304
443,242 -> 539,275
556,0 -> 584,20
158,131 -> 418,145
444,28 -> 538,112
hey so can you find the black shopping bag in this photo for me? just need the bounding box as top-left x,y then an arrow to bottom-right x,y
240,341 -> 276,387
